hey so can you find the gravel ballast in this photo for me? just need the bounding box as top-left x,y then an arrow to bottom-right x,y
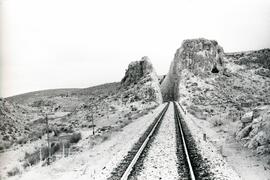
133,103 -> 179,180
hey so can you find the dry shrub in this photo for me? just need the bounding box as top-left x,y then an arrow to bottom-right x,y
24,143 -> 60,168
0,142 -> 12,150
119,120 -> 130,128
188,105 -> 207,120
0,145 -> 4,151
211,118 -> 223,127
17,136 -> 28,145
29,130 -> 44,141
24,149 -> 44,167
182,101 -> 187,106
7,167 -> 20,177
89,134 -> 110,148
69,132 -> 82,143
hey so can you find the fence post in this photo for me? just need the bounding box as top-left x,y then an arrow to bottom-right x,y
203,133 -> 207,141
62,143 -> 65,158
40,148 -> 42,165
220,145 -> 224,156
92,114 -> 95,135
45,114 -> 51,165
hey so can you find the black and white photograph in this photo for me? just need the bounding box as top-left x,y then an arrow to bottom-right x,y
1,0 -> 270,179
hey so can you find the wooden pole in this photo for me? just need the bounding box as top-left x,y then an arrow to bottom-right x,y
40,147 -> 42,165
203,133 -> 207,141
62,142 -> 65,158
45,114 -> 50,165
92,113 -> 95,135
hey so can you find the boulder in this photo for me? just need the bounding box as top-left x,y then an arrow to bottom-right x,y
248,131 -> 268,149
253,105 -> 268,118
249,122 -> 262,137
236,105 -> 270,153
256,145 -> 270,155
241,111 -> 253,123
236,124 -> 252,140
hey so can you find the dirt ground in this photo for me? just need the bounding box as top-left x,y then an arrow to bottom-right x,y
7,104 -> 166,180
179,102 -> 270,180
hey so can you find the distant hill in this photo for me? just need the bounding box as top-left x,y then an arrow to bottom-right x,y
7,82 -> 120,105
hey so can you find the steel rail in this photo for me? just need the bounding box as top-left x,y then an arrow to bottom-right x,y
178,101 -> 186,114
120,102 -> 170,180
174,102 -> 196,180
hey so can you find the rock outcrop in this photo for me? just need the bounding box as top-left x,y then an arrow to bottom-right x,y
161,38 -> 224,101
121,56 -> 155,86
166,40 -> 270,156
236,105 -> 270,154
120,56 -> 163,104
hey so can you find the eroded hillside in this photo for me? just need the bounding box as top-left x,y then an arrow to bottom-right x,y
0,56 -> 162,179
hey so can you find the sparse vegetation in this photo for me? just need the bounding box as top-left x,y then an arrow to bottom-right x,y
7,167 -> 20,177
17,136 -> 28,145
211,118 -> 223,127
23,142 -> 60,167
31,99 -> 55,107
69,132 -> 82,143
187,105 -> 207,120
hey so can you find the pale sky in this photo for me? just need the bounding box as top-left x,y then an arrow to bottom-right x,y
1,0 -> 270,97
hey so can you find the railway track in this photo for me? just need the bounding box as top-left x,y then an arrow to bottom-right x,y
109,101 -> 212,180
174,102 -> 213,180
108,103 -> 169,180
174,102 -> 195,180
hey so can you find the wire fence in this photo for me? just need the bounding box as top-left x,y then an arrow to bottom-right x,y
21,141 -> 80,168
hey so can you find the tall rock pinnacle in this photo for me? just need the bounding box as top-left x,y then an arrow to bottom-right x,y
161,38 -> 224,101
121,56 -> 163,104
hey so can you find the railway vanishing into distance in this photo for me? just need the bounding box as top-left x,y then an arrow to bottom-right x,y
108,102 -> 213,180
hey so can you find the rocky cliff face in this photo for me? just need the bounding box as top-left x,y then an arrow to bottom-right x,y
161,38 -> 224,101
166,40 -> 270,156
160,38 -> 270,156
121,56 -> 154,86
120,56 -> 163,104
